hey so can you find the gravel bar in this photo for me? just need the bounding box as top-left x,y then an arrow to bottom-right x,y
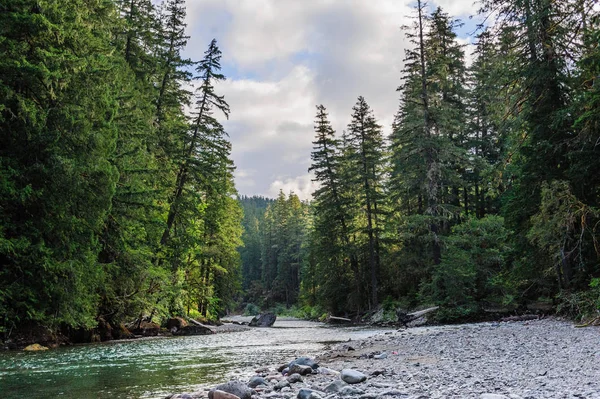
168,318 -> 600,399
316,317 -> 600,399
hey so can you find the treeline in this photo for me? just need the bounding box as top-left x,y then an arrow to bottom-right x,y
241,0 -> 600,321
0,0 -> 242,338
239,194 -> 309,309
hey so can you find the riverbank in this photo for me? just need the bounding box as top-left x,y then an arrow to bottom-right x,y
170,317 -> 600,399
0,318 -> 388,399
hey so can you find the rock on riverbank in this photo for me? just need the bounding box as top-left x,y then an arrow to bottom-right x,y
166,317 -> 600,399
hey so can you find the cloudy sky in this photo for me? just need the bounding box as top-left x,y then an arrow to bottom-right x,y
182,0 -> 481,200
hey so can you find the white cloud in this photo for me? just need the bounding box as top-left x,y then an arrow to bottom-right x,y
182,0 -> 477,199
431,0 -> 480,17
457,37 -> 476,67
268,174 -> 320,201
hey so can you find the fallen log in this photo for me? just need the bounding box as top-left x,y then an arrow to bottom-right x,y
408,306 -> 439,318
397,306 -> 439,327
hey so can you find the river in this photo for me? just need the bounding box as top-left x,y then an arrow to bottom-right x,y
0,318 -> 389,399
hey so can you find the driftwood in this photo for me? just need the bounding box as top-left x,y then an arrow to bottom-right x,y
500,314 -> 539,322
172,319 -> 215,335
575,316 -> 600,328
397,306 -> 439,327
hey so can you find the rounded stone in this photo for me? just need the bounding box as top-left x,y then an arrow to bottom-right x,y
341,369 -> 367,384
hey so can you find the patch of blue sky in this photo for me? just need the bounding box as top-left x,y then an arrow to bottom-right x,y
290,50 -> 322,69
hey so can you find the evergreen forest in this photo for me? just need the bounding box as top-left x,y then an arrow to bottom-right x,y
1,0 -> 599,344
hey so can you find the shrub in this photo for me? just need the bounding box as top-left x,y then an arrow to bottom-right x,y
243,303 -> 261,316
422,216 -> 512,322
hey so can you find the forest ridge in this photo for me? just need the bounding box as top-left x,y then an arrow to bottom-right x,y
1,0 -> 599,343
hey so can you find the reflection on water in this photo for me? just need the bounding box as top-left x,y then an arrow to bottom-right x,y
0,318 -> 388,399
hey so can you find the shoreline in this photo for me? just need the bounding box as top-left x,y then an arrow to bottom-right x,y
169,317 -> 600,399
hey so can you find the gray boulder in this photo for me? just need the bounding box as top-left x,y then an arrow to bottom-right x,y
212,391 -> 241,399
209,381 -> 252,399
249,313 -> 277,327
341,369 -> 367,384
289,364 -> 313,375
274,380 -> 290,391
298,389 -> 322,399
325,380 -> 348,393
288,357 -> 319,370
287,373 -> 303,383
248,376 -> 268,388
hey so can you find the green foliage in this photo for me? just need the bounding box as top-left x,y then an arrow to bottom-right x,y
557,277 -> 600,321
2,0 -> 599,335
0,1 -> 243,337
243,303 -> 261,316
259,192 -> 309,307
0,0 -> 122,330
528,181 -> 600,290
422,216 -> 512,321
239,196 -> 274,290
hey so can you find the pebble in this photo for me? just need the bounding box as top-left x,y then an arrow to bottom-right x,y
297,388 -> 320,399
274,380 -> 291,391
341,369 -> 367,384
209,381 -> 252,399
289,357 -> 319,370
249,377 -> 268,388
338,386 -> 364,396
325,380 -> 348,393
289,364 -> 314,376
213,390 -> 242,399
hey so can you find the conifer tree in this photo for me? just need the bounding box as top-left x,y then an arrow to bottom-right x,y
345,97 -> 386,308
160,39 -> 230,251
308,105 -> 360,311
0,0 -> 122,330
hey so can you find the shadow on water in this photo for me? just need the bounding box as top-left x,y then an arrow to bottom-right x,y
0,319 -> 389,399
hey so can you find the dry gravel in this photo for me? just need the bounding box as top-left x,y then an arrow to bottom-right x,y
311,318 -> 600,399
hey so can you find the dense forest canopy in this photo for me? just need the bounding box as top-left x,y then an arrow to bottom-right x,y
1,0 -> 599,342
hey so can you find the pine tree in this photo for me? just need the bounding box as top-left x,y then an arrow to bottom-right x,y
160,39 -> 230,252
0,0 -> 122,330
345,96 -> 386,308
308,105 -> 360,311
465,29 -> 505,218
480,0 -> 577,291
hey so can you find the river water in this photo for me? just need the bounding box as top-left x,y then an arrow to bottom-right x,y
0,318 -> 389,399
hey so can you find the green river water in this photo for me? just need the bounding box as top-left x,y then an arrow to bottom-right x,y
0,318 -> 388,399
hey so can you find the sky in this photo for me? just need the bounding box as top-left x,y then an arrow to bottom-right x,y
182,0 -> 482,200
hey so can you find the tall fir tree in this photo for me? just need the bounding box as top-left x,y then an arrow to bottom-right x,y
345,97 -> 386,308
0,0 -> 123,330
